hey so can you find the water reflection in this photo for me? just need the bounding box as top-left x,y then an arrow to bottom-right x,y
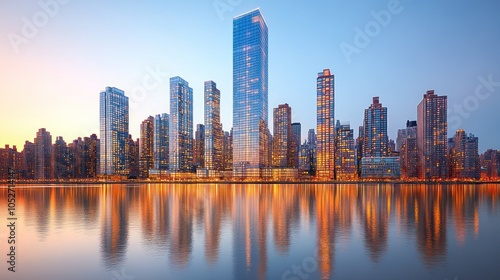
3,184 -> 500,279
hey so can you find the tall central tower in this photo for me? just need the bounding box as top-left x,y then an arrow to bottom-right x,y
232,8 -> 269,177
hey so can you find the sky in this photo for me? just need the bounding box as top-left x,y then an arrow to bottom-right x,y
1,0 -> 499,153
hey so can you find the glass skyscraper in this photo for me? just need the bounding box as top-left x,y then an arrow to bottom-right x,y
169,76 -> 193,172
233,8 -> 268,177
99,87 -> 129,176
153,113 -> 169,171
316,69 -> 335,179
204,81 -> 223,171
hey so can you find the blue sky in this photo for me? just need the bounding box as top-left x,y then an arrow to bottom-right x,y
1,0 -> 499,152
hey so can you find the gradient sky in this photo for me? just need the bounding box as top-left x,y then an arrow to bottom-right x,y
1,0 -> 499,153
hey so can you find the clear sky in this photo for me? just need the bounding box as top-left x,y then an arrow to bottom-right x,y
1,0 -> 499,153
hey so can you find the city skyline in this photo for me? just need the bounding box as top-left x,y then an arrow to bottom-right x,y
1,1 -> 500,153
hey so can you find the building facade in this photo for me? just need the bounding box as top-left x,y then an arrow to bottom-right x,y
417,90 -> 448,180
273,104 -> 292,168
99,87 -> 129,176
194,124 -> 205,169
169,76 -> 194,172
335,123 -> 356,180
363,97 -> 388,158
35,128 -> 52,180
204,81 -> 224,172
316,69 -> 335,179
139,116 -> 154,178
233,8 -> 269,177
153,113 -> 169,171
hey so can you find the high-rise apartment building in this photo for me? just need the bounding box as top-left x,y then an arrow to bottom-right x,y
99,87 -> 129,176
35,128 -> 52,180
273,104 -> 292,168
233,8 -> 269,177
194,124 -> 205,169
169,76 -> 193,172
204,81 -> 223,171
153,113 -> 169,171
363,97 -> 388,158
335,122 -> 356,180
291,123 -> 301,168
316,69 -> 335,179
450,130 -> 480,179
139,116 -> 154,178
417,90 -> 448,179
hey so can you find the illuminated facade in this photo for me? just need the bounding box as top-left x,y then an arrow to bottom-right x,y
361,157 -> 401,179
139,116 -> 154,178
128,135 -> 139,178
316,69 -> 335,179
222,129 -> 233,170
335,122 -> 356,180
52,137 -> 69,179
356,126 -> 364,177
204,81 -> 224,171
35,128 -> 53,180
273,104 -> 292,168
232,9 -> 269,177
99,87 -> 129,176
153,113 -> 169,171
399,121 -> 418,179
169,76 -> 193,172
363,97 -> 388,158
417,90 -> 448,179
450,130 -> 480,179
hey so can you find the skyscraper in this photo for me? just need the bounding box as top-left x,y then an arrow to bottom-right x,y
84,134 -> 99,178
396,120 -> 417,152
139,116 -> 154,178
153,113 -> 169,171
291,123 -> 301,168
363,97 -> 388,158
316,69 -> 335,179
204,81 -> 223,171
335,122 -> 356,180
22,141 -> 36,180
355,126 -> 364,177
417,90 -> 448,180
194,124 -> 205,168
450,130 -> 480,179
35,128 -> 52,180
273,104 -> 292,168
99,87 -> 129,176
169,76 -> 193,172
233,8 -> 268,177
52,137 -> 69,179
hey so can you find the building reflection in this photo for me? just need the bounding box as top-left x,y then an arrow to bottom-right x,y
100,185 -> 130,268
2,183 -> 500,277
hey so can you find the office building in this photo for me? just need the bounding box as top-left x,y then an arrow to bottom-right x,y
233,8 -> 269,177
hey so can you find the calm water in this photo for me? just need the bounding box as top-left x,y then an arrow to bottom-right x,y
1,184 -> 499,280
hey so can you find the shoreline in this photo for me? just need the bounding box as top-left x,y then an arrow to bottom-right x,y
1,180 -> 500,186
